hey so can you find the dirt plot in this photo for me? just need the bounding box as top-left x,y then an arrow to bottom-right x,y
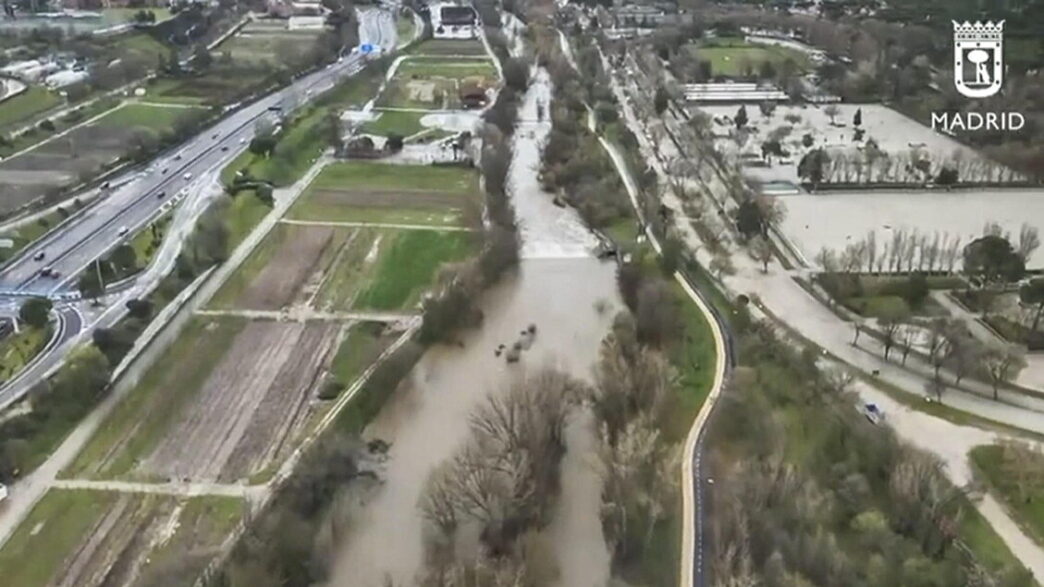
142,320 -> 340,482
0,489 -> 245,587
233,224 -> 338,310
0,105 -> 202,214
292,186 -> 480,227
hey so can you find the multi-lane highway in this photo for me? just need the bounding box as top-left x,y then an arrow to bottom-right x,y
0,7 -> 397,411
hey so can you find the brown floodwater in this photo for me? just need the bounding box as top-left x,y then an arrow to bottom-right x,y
326,67 -> 616,586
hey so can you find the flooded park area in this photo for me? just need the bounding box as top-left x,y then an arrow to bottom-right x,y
325,68 -> 618,585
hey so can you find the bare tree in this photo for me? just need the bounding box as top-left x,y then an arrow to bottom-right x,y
751,236 -> 773,273
1017,223 -> 1041,263
982,344 -> 1028,401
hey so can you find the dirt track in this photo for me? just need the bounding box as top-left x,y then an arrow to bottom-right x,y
142,321 -> 340,482
236,225 -> 337,310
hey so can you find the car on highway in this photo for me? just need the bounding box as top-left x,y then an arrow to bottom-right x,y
0,482 -> 7,505
117,226 -> 129,237
174,153 -> 182,161
39,266 -> 59,278
183,172 -> 193,180
156,190 -> 166,199
212,132 -> 220,139
221,146 -> 229,152
32,251 -> 45,261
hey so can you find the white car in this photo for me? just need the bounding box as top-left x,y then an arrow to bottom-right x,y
117,226 -> 129,237
0,482 -> 7,504
183,172 -> 193,181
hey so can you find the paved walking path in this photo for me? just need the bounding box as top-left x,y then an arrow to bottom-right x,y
602,49 -> 1044,579
931,290 -> 1044,390
280,218 -> 476,231
604,53 -> 1044,434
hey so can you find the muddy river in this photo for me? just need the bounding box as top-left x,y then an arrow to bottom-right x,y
327,69 -> 616,586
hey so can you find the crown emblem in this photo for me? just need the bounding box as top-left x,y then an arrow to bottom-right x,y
952,20 -> 1005,43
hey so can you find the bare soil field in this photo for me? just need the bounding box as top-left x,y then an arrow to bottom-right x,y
142,320 -> 340,482
291,186 -> 480,227
0,489 -> 245,587
229,224 -> 339,310
0,105 -> 202,214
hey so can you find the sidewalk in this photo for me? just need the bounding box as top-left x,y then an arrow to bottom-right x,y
604,60 -> 1044,435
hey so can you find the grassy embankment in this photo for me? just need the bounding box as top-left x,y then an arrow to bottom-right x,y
0,488 -> 244,587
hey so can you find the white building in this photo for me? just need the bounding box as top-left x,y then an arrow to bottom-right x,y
44,69 -> 89,88
431,3 -> 477,39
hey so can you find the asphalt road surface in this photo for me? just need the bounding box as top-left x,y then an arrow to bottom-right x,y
0,6 -> 397,411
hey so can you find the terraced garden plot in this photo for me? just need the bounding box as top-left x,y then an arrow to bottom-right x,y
209,222 -> 346,311
0,489 -> 245,587
378,57 -> 497,110
65,317 -> 341,482
288,161 -> 482,228
63,317 -> 248,480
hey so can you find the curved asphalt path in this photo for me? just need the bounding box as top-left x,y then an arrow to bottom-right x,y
0,7 -> 397,412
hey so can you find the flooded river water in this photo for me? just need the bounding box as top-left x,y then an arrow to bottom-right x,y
327,68 -> 616,586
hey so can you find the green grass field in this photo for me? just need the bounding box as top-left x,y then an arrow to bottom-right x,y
971,444 -> 1044,548
0,326 -> 50,384
685,37 -> 809,78
353,229 -> 473,310
63,317 -> 246,480
309,161 -> 479,193
0,489 -> 244,587
0,85 -> 62,130
396,57 -> 497,80
0,489 -> 119,587
396,13 -> 416,45
408,38 -> 488,56
328,321 -> 392,387
360,109 -> 426,137
289,162 -> 481,228
95,103 -> 200,131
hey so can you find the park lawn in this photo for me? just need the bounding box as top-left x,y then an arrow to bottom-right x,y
0,489 -> 120,587
971,444 -> 1044,547
328,321 -> 393,387
0,85 -> 62,130
62,317 -> 246,480
95,103 -> 199,131
408,38 -> 488,56
685,37 -> 809,78
354,229 -> 474,310
135,496 -> 247,584
226,191 -> 274,250
396,57 -> 498,80
957,498 -> 1032,577
661,280 -> 718,443
361,109 -> 426,137
0,325 -> 50,384
140,78 -> 209,105
396,12 -> 416,45
310,161 -> 479,193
